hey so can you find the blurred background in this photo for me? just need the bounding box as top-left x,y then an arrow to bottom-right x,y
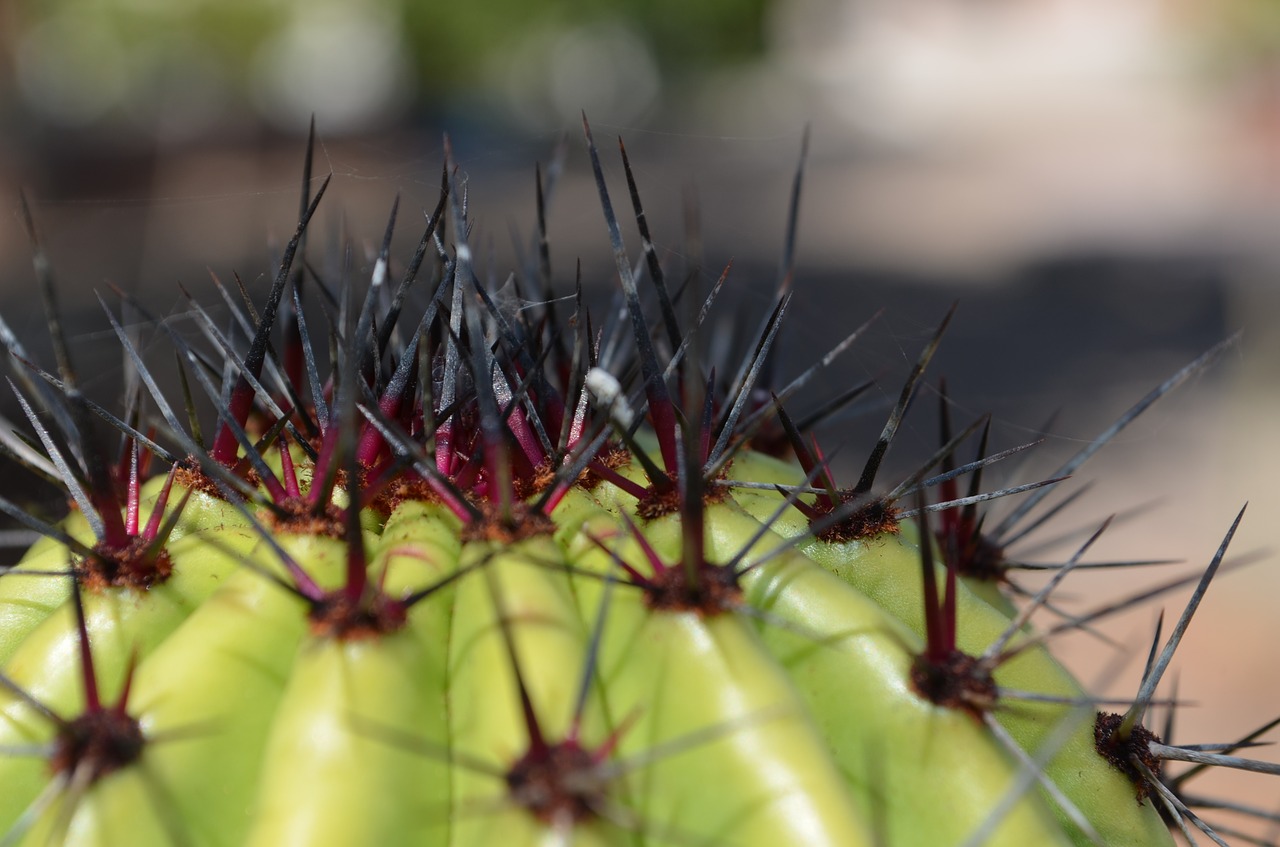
3,0 -> 1280,838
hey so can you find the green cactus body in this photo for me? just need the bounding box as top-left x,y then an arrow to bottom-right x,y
621,501 -> 1071,847
572,534 -> 877,845
730,482 -> 1174,846
0,511 -> 94,663
15,767 -> 178,847
447,536 -> 598,847
244,629 -> 450,846
129,538 -> 328,846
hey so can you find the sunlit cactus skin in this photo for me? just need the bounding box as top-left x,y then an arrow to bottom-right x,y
0,124 -> 1274,847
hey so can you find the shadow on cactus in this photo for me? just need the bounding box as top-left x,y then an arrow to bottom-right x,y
0,118 -> 1275,846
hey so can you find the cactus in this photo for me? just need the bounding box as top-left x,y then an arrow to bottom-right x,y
0,121 -> 1276,847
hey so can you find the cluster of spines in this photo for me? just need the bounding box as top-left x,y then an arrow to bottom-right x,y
0,117 -> 1274,847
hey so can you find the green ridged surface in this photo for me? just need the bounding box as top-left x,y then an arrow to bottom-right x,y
0,466 -> 1178,847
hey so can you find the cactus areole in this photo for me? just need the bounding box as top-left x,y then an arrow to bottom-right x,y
0,124 -> 1274,847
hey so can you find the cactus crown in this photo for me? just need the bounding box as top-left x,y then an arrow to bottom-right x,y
0,120 -> 1276,847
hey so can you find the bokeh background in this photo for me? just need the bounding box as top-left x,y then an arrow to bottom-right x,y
3,0 -> 1280,839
